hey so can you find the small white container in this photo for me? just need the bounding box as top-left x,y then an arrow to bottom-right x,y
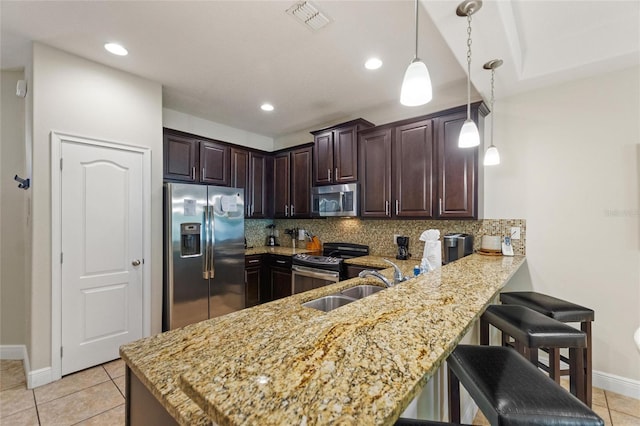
481,235 -> 501,251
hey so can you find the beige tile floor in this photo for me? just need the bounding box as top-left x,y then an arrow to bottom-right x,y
2,359 -> 639,425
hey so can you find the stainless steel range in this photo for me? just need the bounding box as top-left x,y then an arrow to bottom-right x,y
291,243 -> 369,295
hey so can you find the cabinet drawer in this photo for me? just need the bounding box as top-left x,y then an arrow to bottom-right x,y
269,255 -> 292,269
245,254 -> 263,267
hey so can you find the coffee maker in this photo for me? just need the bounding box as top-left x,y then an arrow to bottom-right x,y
396,236 -> 410,260
265,224 -> 279,246
443,233 -> 473,263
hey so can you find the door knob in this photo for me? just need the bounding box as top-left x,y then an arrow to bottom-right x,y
132,259 -> 141,266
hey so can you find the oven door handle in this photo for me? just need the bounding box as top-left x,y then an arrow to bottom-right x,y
291,265 -> 340,280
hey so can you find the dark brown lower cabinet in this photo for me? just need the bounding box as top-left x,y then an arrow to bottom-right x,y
270,255 -> 292,300
245,255 -> 262,308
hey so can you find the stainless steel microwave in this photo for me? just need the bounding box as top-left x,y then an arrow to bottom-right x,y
311,183 -> 358,217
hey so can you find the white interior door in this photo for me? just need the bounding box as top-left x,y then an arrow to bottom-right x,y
60,140 -> 143,375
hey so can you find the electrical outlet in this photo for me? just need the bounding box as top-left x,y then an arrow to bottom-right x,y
274,230 -> 279,237
510,227 -> 521,240
393,234 -> 400,245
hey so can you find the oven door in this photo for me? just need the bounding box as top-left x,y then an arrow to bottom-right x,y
291,265 -> 340,295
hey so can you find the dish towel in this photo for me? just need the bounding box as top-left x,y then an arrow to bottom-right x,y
419,229 -> 441,271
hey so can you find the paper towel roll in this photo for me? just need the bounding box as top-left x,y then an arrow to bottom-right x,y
423,240 -> 442,271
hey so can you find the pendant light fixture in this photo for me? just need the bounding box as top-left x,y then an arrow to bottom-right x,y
483,59 -> 502,166
400,0 -> 432,106
457,0 -> 482,148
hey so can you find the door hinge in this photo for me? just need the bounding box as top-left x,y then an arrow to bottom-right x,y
60,158 -> 63,170
60,346 -> 63,358
60,252 -> 63,264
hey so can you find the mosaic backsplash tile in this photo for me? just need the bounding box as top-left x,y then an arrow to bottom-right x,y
246,218 -> 526,256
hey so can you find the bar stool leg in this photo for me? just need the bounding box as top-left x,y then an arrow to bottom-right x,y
582,321 -> 592,407
569,347 -> 586,405
549,348 -> 561,383
480,316 -> 489,345
448,366 -> 461,423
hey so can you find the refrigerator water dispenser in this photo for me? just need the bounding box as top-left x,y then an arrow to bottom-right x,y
180,223 -> 201,257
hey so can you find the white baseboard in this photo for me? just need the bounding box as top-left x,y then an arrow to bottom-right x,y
0,344 -> 27,360
27,367 -> 53,389
0,344 -> 31,387
0,344 -> 55,389
593,370 -> 640,400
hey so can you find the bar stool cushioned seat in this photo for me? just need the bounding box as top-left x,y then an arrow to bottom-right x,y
448,345 -> 603,426
480,304 -> 588,404
499,291 -> 594,406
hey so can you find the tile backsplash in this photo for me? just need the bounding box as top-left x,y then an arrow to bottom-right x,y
246,218 -> 526,256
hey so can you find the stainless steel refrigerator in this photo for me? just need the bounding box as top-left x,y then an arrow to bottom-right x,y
163,183 -> 245,331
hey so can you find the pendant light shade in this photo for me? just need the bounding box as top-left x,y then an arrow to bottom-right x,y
400,0 -> 432,107
483,145 -> 500,165
459,119 -> 480,148
401,59 -> 433,106
457,0 -> 482,148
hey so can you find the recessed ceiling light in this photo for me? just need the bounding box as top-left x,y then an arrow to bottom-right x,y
365,58 -> 383,70
261,103 -> 274,112
104,43 -> 128,56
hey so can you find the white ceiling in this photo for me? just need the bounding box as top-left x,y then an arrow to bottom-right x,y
1,1 -> 638,139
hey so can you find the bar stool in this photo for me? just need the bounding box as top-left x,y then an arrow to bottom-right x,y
448,345 -> 603,425
480,304 -> 588,405
500,291 -> 594,406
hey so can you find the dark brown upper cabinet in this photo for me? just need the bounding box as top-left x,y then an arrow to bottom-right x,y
358,121 -> 433,219
273,145 -> 312,218
311,119 -> 374,186
163,129 -> 230,186
231,148 -> 270,218
359,128 -> 392,218
435,103 -> 488,219
359,102 -> 487,220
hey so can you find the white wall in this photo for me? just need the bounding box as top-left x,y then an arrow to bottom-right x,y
0,70 -> 28,345
30,44 -> 163,370
485,65 -> 640,383
163,108 -> 273,151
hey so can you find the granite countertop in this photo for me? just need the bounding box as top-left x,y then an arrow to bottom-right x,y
244,246 -> 313,256
120,254 -> 525,426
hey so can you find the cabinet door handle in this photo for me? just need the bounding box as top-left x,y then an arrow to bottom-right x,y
439,198 -> 443,215
327,169 -> 331,180
335,168 -> 338,181
191,167 -> 196,180
245,270 -> 248,284
285,205 -> 289,217
202,167 -> 205,179
248,259 -> 260,264
385,200 -> 390,217
395,199 -> 399,215
276,260 -> 286,264
290,204 -> 295,216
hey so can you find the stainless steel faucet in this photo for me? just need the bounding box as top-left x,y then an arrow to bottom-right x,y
383,258 -> 407,284
358,270 -> 394,288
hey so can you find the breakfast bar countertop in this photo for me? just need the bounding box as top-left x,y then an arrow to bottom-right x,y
120,254 -> 526,426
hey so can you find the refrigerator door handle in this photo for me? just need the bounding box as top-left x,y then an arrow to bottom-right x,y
202,208 -> 210,279
208,205 -> 216,278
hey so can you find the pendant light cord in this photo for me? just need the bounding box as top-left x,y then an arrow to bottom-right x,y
490,67 -> 495,146
466,13 -> 473,120
414,0 -> 419,60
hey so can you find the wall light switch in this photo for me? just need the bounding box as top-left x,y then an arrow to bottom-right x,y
393,234 -> 400,245
510,227 -> 521,240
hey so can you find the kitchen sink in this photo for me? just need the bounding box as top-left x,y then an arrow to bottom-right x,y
301,295 -> 355,312
341,285 -> 384,299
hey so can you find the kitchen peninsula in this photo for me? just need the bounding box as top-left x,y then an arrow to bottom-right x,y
120,254 -> 525,425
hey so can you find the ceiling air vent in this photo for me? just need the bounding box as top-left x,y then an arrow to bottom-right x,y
286,1 -> 331,31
